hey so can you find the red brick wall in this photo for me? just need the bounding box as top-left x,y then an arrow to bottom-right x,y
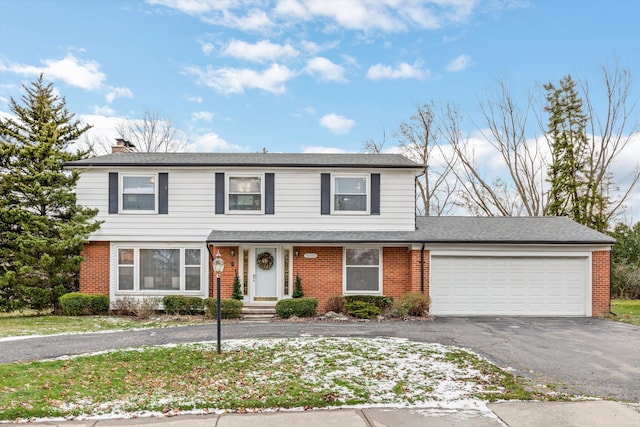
592,250 -> 611,317
207,246 -> 238,299
382,247 -> 411,297
410,248 -> 430,295
79,241 -> 110,295
293,246 -> 343,312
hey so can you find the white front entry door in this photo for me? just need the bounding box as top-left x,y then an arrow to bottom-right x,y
254,247 -> 278,300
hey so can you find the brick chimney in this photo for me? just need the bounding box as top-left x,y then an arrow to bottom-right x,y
112,138 -> 135,153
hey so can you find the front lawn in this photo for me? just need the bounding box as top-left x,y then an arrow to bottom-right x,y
610,299 -> 640,326
0,312 -> 206,339
0,337 -> 540,422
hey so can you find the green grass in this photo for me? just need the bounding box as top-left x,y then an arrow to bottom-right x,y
0,312 -> 206,338
0,338 -> 539,421
610,299 -> 640,326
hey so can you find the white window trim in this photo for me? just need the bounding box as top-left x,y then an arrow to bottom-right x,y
227,173 -> 265,214
115,245 -> 205,294
332,174 -> 370,215
120,174 -> 158,214
343,246 -> 383,295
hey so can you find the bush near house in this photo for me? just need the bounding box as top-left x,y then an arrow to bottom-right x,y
162,296 -> 203,315
275,298 -> 318,318
112,297 -> 160,319
203,298 -> 243,319
390,292 -> 431,318
344,295 -> 393,313
59,293 -> 109,316
345,301 -> 381,319
325,295 -> 345,313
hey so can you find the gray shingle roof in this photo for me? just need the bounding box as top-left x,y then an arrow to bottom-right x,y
64,152 -> 422,169
206,216 -> 615,244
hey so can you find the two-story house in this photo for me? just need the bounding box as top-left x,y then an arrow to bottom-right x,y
65,146 -> 615,317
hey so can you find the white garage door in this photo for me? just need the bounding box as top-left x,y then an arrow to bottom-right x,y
430,255 -> 589,316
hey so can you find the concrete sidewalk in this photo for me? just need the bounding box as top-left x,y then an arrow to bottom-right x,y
4,401 -> 639,427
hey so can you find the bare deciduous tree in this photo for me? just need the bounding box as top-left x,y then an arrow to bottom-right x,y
117,109 -> 187,153
396,102 -> 457,216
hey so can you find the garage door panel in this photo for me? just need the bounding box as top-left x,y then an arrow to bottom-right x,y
430,256 -> 588,316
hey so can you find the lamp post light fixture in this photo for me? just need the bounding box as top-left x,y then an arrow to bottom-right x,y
213,251 -> 225,354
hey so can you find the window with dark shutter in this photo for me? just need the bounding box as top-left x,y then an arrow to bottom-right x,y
158,173 -> 168,214
321,173 -> 330,215
215,172 -> 225,214
265,173 -> 275,215
371,173 -> 380,215
108,172 -> 118,214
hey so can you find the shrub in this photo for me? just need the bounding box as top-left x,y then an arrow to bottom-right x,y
60,293 -> 109,316
345,301 -> 381,319
344,295 -> 393,312
162,296 -> 204,315
390,292 -> 431,318
292,274 -> 304,298
19,286 -> 51,313
113,297 -> 160,319
203,298 -> 243,319
231,273 -> 244,300
325,295 -> 345,313
275,298 -> 318,318
612,263 -> 640,299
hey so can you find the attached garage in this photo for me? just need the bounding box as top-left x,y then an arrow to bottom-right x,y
430,253 -> 590,316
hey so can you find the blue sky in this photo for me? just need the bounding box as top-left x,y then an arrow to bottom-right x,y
1,0 -> 639,219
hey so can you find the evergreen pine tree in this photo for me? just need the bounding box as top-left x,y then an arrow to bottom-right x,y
292,274 -> 304,298
231,272 -> 243,300
0,75 -> 101,312
544,75 -> 607,230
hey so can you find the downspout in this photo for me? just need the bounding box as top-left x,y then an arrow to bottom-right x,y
420,243 -> 425,294
609,249 -> 614,316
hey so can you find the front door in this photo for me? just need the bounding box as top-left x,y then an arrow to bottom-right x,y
254,247 -> 277,301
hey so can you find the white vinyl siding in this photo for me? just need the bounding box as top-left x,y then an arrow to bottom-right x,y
74,167 -> 417,241
430,253 -> 590,316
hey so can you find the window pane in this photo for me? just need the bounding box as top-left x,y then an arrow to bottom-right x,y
118,249 -> 134,265
123,177 -> 154,194
346,267 -> 379,291
335,195 -> 366,211
229,177 -> 261,193
229,194 -> 261,210
118,266 -> 134,290
185,266 -> 200,291
185,249 -> 201,265
346,248 -> 379,266
123,194 -> 155,211
140,249 -> 179,290
335,177 -> 366,194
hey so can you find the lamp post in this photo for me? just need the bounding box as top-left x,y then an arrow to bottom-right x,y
213,251 -> 225,354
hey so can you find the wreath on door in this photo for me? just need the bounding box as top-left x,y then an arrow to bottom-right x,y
257,251 -> 274,270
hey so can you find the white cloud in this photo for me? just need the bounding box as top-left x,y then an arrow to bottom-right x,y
185,95 -> 203,103
302,145 -> 350,153
305,57 -> 347,82
183,63 -> 296,95
320,113 -> 356,134
93,105 -> 116,116
222,39 -> 298,63
446,54 -> 472,72
191,111 -> 213,122
188,131 -> 248,152
304,106 -> 316,114
0,54 -> 106,90
200,42 -> 215,56
105,86 -> 133,103
366,61 -> 428,80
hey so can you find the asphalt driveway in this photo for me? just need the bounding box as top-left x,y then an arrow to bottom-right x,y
1,317 -> 638,401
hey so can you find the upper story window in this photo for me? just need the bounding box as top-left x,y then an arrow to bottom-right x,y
334,175 -> 368,213
122,176 -> 156,211
228,175 -> 262,212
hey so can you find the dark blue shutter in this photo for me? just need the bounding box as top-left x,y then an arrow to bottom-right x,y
265,173 -> 275,215
158,173 -> 168,214
371,173 -> 380,215
215,172 -> 225,214
108,172 -> 118,214
321,173 -> 330,215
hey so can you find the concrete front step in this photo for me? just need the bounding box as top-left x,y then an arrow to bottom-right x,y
241,304 -> 276,321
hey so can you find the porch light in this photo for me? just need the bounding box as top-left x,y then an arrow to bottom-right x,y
213,251 -> 225,277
